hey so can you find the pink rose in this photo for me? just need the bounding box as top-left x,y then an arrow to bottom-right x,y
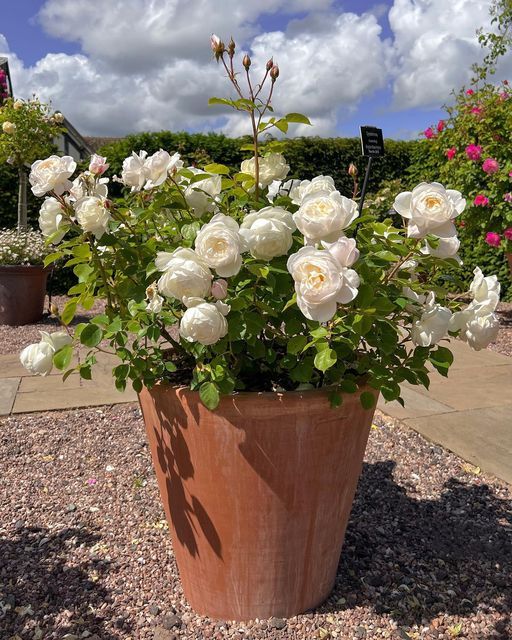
474,194 -> 489,207
504,193 -> 512,203
89,154 -> 109,176
471,106 -> 483,116
485,232 -> 501,247
437,120 -> 445,132
445,147 -> 456,160
465,144 -> 482,161
482,158 -> 499,174
466,89 -> 474,96
504,228 -> 512,241
211,279 -> 228,300
423,127 -> 434,139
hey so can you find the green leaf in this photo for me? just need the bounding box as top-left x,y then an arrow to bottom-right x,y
274,118 -> 289,133
356,283 -> 374,308
61,299 -> 78,325
203,163 -> 231,175
285,112 -> 312,125
44,252 -> 63,267
80,324 -> 103,348
73,263 -> 94,283
199,382 -> 220,410
132,378 -> 143,393
53,344 -> 73,370
360,391 -> 376,410
314,348 -> 337,372
287,335 -> 308,355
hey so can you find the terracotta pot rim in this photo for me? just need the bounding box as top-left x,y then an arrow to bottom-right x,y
145,381 -> 373,401
0,263 -> 50,272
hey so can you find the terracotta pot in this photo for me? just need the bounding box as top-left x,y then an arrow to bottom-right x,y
0,265 -> 49,326
507,253 -> 512,276
138,384 -> 378,621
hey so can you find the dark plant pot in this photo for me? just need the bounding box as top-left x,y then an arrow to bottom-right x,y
507,253 -> 512,276
138,384 -> 378,621
0,265 -> 49,326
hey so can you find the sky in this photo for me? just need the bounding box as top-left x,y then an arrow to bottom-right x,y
0,0 -> 510,141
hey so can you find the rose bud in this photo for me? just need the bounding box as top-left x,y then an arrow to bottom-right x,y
54,112 -> 65,123
210,34 -> 225,60
228,37 -> 236,57
348,163 -> 358,177
243,54 -> 251,69
50,303 -> 59,316
270,65 -> 280,81
211,279 -> 228,300
266,57 -> 274,71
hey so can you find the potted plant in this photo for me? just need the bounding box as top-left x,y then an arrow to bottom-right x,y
19,39 -> 502,621
0,97 -> 65,324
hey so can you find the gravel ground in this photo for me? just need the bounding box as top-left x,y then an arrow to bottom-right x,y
490,302 -> 512,357
1,406 -> 510,640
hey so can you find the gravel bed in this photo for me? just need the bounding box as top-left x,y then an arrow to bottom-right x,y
490,302 -> 512,357
1,405 -> 510,640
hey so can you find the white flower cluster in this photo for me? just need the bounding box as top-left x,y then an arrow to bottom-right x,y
0,228 -> 52,265
20,331 -> 72,376
120,149 -> 183,191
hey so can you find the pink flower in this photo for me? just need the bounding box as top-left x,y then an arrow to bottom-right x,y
482,158 -> 499,174
437,120 -> 445,132
211,279 -> 228,300
485,232 -> 501,247
504,228 -> 512,241
88,154 -> 109,176
445,147 -> 456,160
499,92 -> 509,100
474,194 -> 489,207
509,171 -> 512,178
87,478 -> 97,486
504,193 -> 512,203
466,89 -> 474,96
423,127 -> 435,139
471,106 -> 483,116
465,144 -> 482,161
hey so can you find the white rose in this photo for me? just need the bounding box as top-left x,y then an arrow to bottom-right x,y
88,154 -> 109,176
267,179 -> 301,203
20,342 -> 54,376
13,100 -> 23,110
69,174 -> 108,200
38,197 -> 66,243
145,282 -> 164,313
422,235 -> 461,259
2,121 -> 16,134
121,150 -> 148,191
144,149 -> 182,189
469,266 -> 500,309
156,248 -> 212,300
241,153 -> 290,188
29,155 -> 76,197
321,236 -> 359,268
74,196 -> 111,239
461,312 -> 500,351
287,244 -> 360,322
179,299 -> 229,345
240,206 -> 295,260
184,169 -> 222,218
20,331 -> 72,376
294,191 -> 358,244
195,213 -> 246,277
54,112 -> 65,124
393,182 -> 465,239
291,175 -> 337,205
411,292 -> 452,347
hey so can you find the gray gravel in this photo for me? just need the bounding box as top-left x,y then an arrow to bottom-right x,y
1,405 -> 510,640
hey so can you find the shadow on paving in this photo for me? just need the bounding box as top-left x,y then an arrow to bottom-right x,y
332,461 -> 512,637
0,526 -> 127,639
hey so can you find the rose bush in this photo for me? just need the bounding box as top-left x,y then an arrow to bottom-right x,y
19,38 -> 502,409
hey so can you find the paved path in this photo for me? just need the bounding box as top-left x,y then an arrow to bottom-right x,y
1,341 -> 511,483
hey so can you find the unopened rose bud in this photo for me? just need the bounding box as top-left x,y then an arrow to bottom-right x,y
54,112 -> 64,123
266,57 -> 274,71
243,54 -> 251,69
2,121 -> 16,134
228,37 -> 236,57
89,154 -> 109,176
348,163 -> 358,177
50,303 -> 59,316
270,65 -> 279,81
210,34 -> 225,61
211,279 -> 228,300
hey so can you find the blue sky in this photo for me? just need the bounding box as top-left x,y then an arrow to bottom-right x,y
0,0 -> 499,139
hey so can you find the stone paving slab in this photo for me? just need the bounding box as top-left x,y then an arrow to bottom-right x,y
0,377 -> 20,415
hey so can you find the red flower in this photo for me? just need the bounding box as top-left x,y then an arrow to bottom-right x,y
465,144 -> 482,161
474,194 -> 489,207
445,147 -> 456,160
485,232 -> 501,247
504,228 -> 512,241
423,127 -> 435,139
482,158 -> 499,174
437,120 -> 445,132
466,89 -> 474,95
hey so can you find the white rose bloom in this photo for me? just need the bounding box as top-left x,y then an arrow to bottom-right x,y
294,191 -> 358,244
144,149 -> 182,189
422,235 -> 461,259
38,197 -> 66,243
460,312 -> 500,351
470,266 -> 500,308
241,153 -> 290,188
20,342 -> 55,376
156,248 -> 212,300
69,174 -> 108,200
393,182 -> 465,239
195,213 -> 246,277
267,179 -> 301,203
411,292 -> 452,347
29,155 -> 77,197
20,331 -> 72,376
184,169 -> 222,218
287,244 -> 360,322
74,196 -> 111,239
145,282 -> 164,313
179,299 -> 229,346
321,236 -> 359,268
240,206 -> 296,260
291,175 -> 337,205
2,121 -> 16,134
121,150 -> 148,191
